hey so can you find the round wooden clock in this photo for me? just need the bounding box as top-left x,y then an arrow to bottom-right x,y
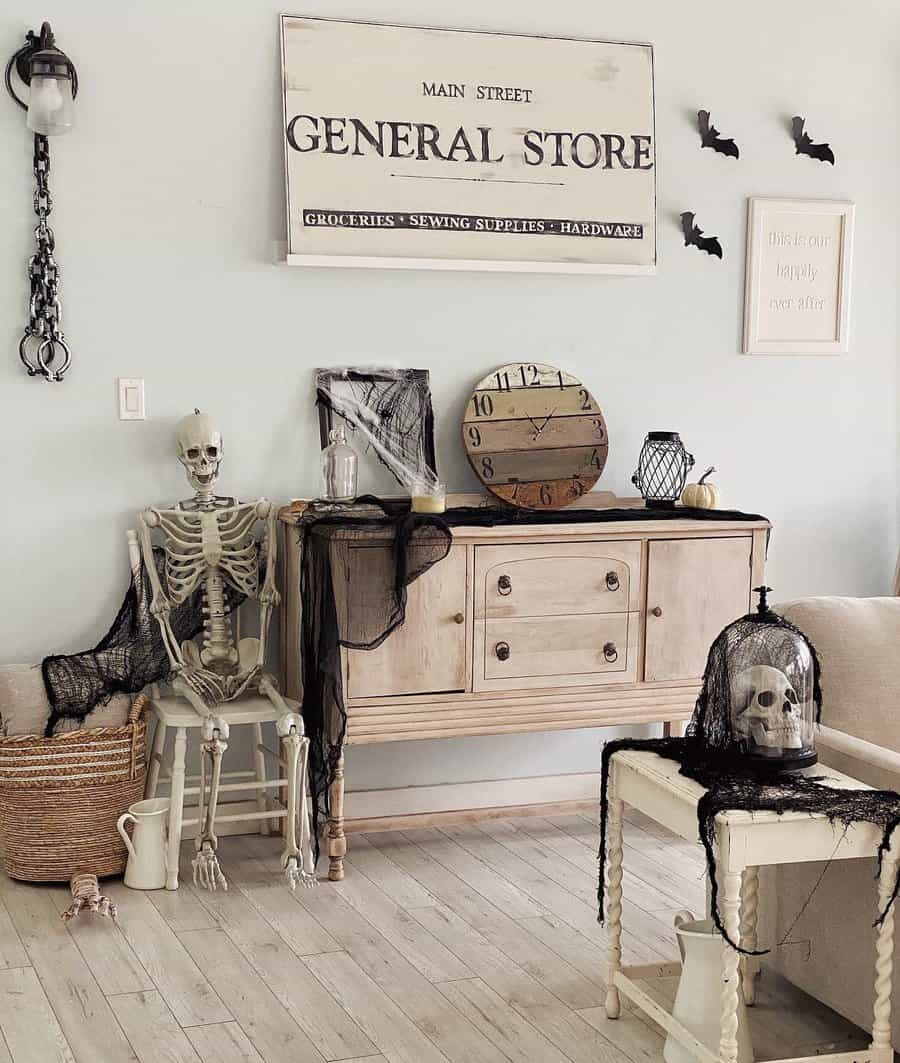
462,362 -> 608,510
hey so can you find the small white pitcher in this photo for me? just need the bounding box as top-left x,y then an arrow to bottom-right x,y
663,910 -> 755,1063
117,798 -> 169,890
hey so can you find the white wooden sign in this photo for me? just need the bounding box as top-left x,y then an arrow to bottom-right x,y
280,17 -> 656,274
743,198 -> 854,355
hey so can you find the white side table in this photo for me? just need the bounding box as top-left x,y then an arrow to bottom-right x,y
603,749 -> 898,1063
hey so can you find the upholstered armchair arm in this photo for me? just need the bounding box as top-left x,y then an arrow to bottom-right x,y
816,725 -> 900,791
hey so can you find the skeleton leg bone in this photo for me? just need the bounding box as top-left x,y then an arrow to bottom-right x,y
192,716 -> 229,891
276,713 -> 316,890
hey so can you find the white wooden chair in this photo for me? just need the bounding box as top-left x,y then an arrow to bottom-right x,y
144,694 -> 295,889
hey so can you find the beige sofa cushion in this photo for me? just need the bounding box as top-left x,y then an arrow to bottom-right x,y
0,663 -> 131,735
777,597 -> 900,754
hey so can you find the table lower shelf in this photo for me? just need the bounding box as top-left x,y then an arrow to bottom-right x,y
613,963 -> 883,1063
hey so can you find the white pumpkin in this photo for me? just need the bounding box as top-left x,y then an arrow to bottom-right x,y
681,467 -> 721,510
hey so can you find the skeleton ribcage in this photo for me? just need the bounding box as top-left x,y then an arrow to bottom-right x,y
157,505 -> 261,605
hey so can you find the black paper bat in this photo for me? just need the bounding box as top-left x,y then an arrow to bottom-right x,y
697,110 -> 739,158
791,116 -> 835,164
680,212 -> 723,258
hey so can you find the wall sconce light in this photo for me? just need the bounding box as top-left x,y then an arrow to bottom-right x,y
5,22 -> 79,381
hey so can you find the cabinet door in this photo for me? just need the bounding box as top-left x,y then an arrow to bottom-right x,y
645,538 -> 752,682
345,543 -> 468,699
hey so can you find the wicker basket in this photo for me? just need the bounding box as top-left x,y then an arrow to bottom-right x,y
0,693 -> 148,882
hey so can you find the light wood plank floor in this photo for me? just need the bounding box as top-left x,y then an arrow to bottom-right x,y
0,811 -> 876,1063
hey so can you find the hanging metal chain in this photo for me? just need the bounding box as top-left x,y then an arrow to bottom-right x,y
19,132 -> 71,381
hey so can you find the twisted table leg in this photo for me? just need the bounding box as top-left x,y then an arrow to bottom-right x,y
719,870 -> 743,1063
871,854 -> 899,1062
740,866 -> 759,1006
605,796 -> 624,1019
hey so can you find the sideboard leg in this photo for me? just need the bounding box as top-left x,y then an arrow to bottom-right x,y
740,866 -> 760,1005
327,752 -> 346,882
605,794 -> 624,1019
719,870 -> 743,1063
871,853 -> 898,1061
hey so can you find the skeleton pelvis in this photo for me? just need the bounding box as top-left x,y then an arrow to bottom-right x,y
183,637 -> 259,675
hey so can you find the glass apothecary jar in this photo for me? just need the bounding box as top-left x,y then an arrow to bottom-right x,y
321,426 -> 358,502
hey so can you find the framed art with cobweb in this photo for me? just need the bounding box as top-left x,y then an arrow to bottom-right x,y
314,368 -> 439,492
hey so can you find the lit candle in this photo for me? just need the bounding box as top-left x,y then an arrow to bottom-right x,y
411,481 -> 446,514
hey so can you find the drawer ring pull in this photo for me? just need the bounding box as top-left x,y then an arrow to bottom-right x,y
603,642 -> 619,663
495,641 -> 511,661
497,575 -> 512,596
605,570 -> 620,592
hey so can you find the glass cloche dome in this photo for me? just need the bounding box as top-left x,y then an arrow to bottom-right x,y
690,586 -> 820,771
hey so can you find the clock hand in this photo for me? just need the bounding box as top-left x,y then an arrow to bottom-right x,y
535,408 -> 557,435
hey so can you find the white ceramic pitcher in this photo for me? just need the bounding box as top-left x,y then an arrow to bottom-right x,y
117,798 -> 169,890
663,910 -> 755,1063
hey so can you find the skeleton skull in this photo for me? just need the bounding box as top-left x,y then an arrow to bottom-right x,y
731,664 -> 803,753
176,411 -> 223,496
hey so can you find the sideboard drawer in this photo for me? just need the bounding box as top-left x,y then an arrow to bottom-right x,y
478,612 -> 638,690
476,540 -> 642,618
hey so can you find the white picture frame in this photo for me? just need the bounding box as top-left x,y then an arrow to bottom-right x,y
743,197 -> 854,355
280,16 -> 656,275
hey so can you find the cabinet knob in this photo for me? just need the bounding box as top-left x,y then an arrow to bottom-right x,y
650,606 -> 663,618
495,641 -> 511,661
453,612 -> 465,625
497,575 -> 512,596
605,570 -> 620,592
603,641 -> 619,663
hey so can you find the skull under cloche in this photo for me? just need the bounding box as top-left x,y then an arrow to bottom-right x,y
691,586 -> 820,771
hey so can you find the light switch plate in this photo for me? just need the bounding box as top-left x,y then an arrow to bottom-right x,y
118,378 -> 145,420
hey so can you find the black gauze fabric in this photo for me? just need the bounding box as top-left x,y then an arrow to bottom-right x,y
598,736 -> 900,953
295,498 -> 768,866
41,548 -> 246,736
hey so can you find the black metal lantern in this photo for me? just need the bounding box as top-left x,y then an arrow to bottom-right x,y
631,431 -> 694,508
5,22 -> 77,135
5,22 -> 78,382
693,587 -> 820,772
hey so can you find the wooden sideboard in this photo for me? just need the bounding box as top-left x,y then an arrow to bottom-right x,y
279,494 -> 769,880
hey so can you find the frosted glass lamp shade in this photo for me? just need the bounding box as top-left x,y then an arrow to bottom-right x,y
27,74 -> 73,135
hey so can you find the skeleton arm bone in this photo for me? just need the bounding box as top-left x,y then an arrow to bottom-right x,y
255,500 -> 280,669
138,509 -> 185,672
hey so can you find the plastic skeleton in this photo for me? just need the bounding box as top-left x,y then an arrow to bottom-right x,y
137,411 -> 315,891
